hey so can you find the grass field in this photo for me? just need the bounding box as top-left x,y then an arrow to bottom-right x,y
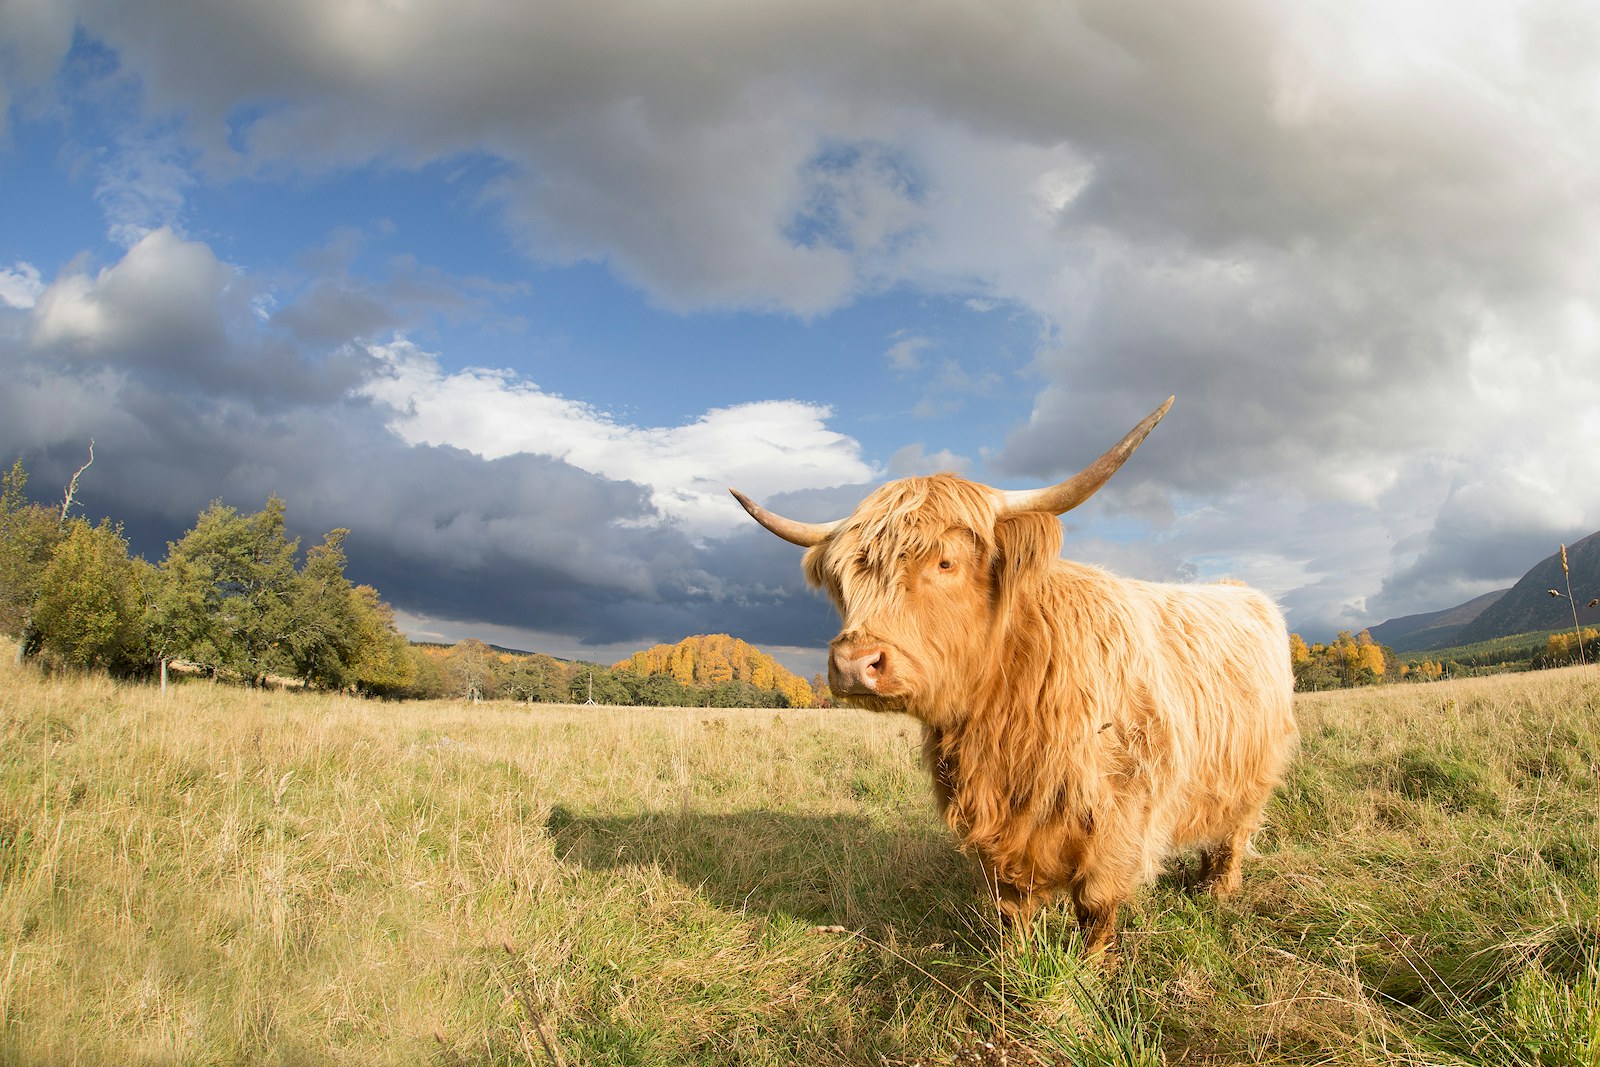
1,643 -> 1596,1065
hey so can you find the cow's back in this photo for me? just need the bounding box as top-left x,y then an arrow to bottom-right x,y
1024,563 -> 1297,865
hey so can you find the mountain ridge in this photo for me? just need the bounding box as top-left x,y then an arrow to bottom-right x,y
1367,588 -> 1509,654
1368,529 -> 1600,652
1453,530 -> 1600,646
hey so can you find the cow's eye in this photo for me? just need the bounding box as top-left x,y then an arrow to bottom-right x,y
938,559 -> 954,572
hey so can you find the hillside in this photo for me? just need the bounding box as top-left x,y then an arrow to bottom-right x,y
1368,588 -> 1508,653
614,633 -> 821,708
1453,530 -> 1600,646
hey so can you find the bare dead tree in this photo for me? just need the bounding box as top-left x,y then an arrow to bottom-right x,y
58,439 -> 95,527
14,440 -> 96,667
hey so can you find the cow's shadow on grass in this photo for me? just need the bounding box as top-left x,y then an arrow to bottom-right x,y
546,805 -> 985,941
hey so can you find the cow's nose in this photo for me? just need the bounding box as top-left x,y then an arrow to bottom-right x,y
830,644 -> 890,696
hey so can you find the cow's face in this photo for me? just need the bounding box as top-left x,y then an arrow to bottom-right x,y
798,476 -> 1062,725
730,397 -> 1172,723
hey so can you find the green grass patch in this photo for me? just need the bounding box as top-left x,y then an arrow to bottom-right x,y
1,646 -> 1596,1064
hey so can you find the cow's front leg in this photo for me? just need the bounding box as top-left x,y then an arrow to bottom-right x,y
1071,855 -> 1135,956
1072,894 -> 1123,956
978,854 -> 1046,933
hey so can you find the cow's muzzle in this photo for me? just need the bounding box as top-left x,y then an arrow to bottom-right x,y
828,636 -> 893,697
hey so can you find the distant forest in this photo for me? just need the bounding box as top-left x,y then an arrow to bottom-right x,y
0,458 -> 821,707
414,633 -> 824,708
1290,625 -> 1598,690
8,454 -> 1590,702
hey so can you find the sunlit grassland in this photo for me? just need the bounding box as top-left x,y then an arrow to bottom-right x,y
1,642 -> 1596,1065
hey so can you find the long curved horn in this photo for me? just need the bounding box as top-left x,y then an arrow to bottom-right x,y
729,488 -> 841,547
998,396 -> 1174,516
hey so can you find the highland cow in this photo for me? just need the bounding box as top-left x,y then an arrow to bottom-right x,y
732,397 -> 1298,954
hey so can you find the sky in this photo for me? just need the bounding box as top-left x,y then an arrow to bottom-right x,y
3,1 -> 1599,675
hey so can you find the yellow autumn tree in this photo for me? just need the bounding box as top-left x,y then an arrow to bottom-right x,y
1291,629 -> 1394,690
1544,627 -> 1598,665
700,636 -> 734,684
1289,633 -> 1310,665
1355,629 -> 1385,678
612,633 -> 819,707
669,644 -> 695,685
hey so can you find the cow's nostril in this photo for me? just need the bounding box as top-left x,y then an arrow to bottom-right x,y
830,643 -> 890,696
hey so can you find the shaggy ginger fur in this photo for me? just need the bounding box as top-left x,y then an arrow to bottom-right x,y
798,474 -> 1298,954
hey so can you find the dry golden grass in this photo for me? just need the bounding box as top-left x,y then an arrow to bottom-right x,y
1,643 -> 1596,1065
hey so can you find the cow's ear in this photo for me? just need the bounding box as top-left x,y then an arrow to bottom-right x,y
802,542 -> 846,612
993,511 -> 1063,592
802,543 -> 828,590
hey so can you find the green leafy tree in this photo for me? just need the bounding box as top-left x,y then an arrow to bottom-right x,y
1292,655 -> 1340,692
0,460 -> 68,657
405,645 -> 450,699
283,528 -> 361,688
619,670 -> 698,707
568,665 -> 629,705
162,497 -> 301,686
137,551 -> 211,694
31,519 -> 145,672
501,653 -> 570,703
345,585 -> 417,697
707,678 -> 786,708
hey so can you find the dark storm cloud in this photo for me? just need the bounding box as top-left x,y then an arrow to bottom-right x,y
23,229 -> 374,408
0,232 -> 834,652
7,364 -> 834,651
1363,469 -> 1591,626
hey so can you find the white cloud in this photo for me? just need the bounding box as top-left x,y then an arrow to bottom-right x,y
0,262 -> 45,309
887,442 -> 969,477
884,332 -> 931,372
94,129 -> 196,247
360,340 -> 875,536
30,228 -> 238,356
19,229 -> 327,404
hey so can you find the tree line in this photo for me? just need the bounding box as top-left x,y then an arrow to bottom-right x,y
1289,623 -> 1599,690
407,636 -> 823,708
1290,627 -> 1537,689
0,457 -> 826,707
2,459 -> 414,693
1289,629 -> 1395,691
613,634 -> 821,708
